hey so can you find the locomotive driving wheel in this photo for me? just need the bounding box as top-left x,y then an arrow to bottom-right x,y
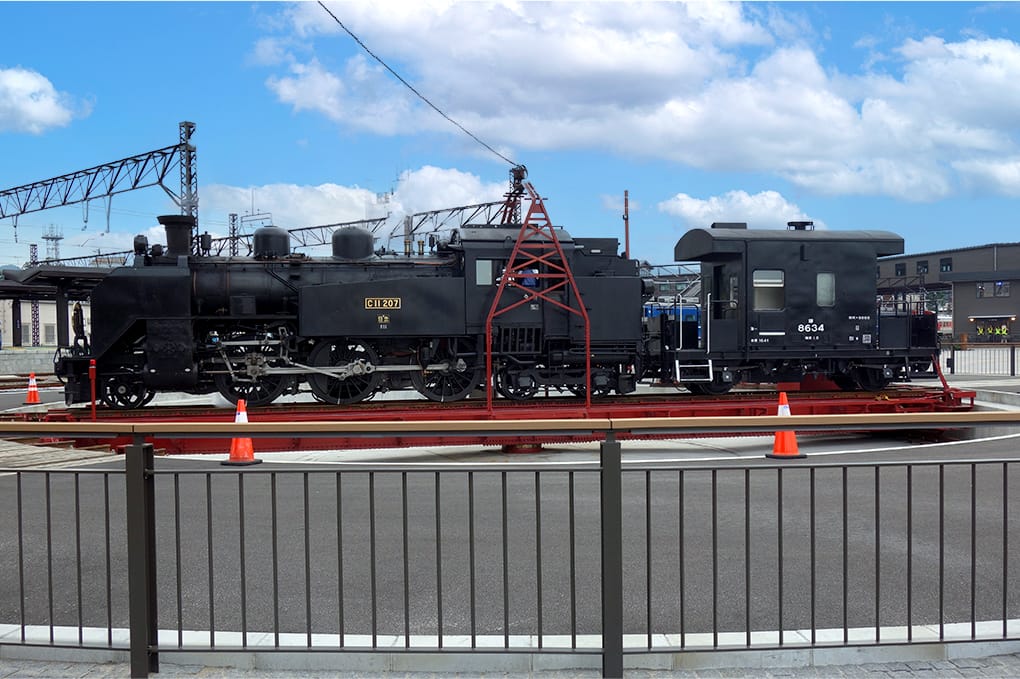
212,333 -> 291,407
308,339 -> 381,404
214,373 -> 289,407
101,373 -> 154,410
410,337 -> 483,402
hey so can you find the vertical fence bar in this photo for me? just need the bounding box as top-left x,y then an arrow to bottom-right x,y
645,470 -> 652,649
907,466 -> 913,642
600,432 -> 624,678
569,471 -> 578,649
238,475 -> 247,647
971,463 -> 977,640
17,472 -> 24,643
875,467 -> 881,643
434,471 -> 443,649
1004,463 -> 1010,639
206,473 -> 215,646
304,472 -> 312,647
777,468 -> 783,646
502,471 -> 509,648
842,466 -> 849,644
337,472 -> 345,647
401,472 -> 409,648
679,469 -> 686,649
271,472 -> 280,647
810,467 -> 816,645
45,471 -> 53,643
1011,345 -> 1016,377
74,474 -> 83,645
372,472 -> 379,648
535,471 -> 543,649
126,440 -> 158,677
104,474 -> 112,647
712,469 -> 719,648
939,464 -> 945,640
468,471 -> 477,648
174,475 -> 183,647
745,468 -> 751,648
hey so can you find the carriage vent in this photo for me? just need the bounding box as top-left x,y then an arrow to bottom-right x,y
497,327 -> 542,354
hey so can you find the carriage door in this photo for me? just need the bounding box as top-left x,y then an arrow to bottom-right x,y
707,263 -> 741,352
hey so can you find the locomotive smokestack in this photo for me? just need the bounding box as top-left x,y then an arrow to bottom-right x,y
157,214 -> 195,257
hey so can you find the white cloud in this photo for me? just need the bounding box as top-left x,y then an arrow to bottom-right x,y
953,157 -> 1020,196
201,181 -> 380,231
0,67 -> 81,134
201,165 -> 507,251
258,3 -> 1020,202
657,190 -> 820,230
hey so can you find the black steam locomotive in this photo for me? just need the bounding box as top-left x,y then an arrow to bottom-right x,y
53,214 -> 938,409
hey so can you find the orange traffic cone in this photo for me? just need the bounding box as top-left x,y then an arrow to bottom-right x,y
766,392 -> 806,459
222,399 -> 262,466
23,372 -> 40,405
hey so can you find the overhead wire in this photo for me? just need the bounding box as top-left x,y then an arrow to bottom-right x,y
316,1 -> 518,168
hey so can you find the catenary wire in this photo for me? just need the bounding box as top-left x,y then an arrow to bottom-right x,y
316,1 -> 517,167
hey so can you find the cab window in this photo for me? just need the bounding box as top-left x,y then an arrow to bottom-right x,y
475,259 -> 494,286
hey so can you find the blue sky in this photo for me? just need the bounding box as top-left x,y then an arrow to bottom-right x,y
2,1 -> 1020,267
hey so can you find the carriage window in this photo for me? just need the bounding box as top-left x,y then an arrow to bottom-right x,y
475,259 -> 494,286
816,272 -> 835,307
753,270 -> 785,311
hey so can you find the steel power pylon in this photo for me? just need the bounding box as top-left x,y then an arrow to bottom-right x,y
0,121 -> 199,230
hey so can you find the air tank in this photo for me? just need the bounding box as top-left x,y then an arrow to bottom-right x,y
332,227 -> 374,260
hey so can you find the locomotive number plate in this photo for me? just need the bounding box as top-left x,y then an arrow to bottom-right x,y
364,297 -> 401,310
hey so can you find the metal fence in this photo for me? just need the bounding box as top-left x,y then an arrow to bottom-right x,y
1,417 -> 1020,677
942,345 -> 1020,376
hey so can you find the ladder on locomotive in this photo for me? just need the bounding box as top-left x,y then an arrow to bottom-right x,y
484,181 -> 593,410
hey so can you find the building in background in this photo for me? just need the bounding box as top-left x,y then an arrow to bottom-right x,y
879,243 -> 1020,343
0,299 -> 91,350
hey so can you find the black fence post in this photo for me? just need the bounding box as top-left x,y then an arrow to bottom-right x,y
601,432 -> 624,677
126,438 -> 158,678
1011,346 -> 1016,377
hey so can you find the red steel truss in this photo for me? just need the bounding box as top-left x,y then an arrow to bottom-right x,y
484,181 -> 592,410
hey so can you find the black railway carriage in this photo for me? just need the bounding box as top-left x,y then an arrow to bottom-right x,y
657,222 -> 938,393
